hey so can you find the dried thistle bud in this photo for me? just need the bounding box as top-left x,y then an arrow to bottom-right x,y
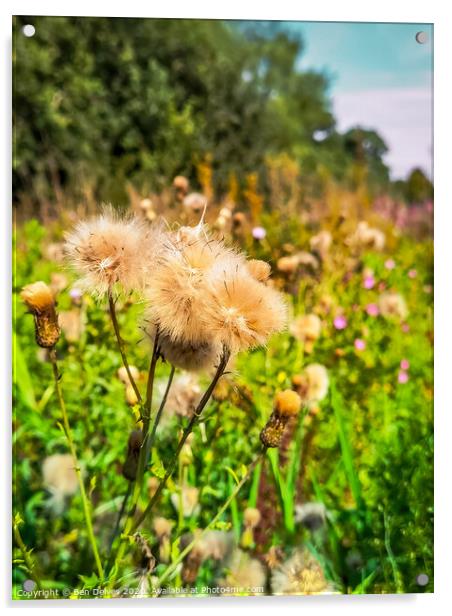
122,429 -> 143,481
173,175 -> 189,197
20,281 -> 60,348
260,390 -> 302,448
244,507 -> 261,529
134,533 -> 156,573
260,414 -> 286,448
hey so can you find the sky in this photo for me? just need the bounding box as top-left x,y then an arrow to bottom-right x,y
284,21 -> 433,180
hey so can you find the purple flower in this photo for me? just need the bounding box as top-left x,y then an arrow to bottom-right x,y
398,371 -> 409,384
354,338 -> 366,351
408,269 -> 417,279
400,358 -> 410,371
385,259 -> 396,270
401,323 -> 410,333
333,315 -> 347,330
252,226 -> 266,240
363,275 -> 375,289
366,303 -> 379,317
69,287 -> 83,300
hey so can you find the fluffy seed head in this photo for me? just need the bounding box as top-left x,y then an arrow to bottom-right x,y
292,364 -> 329,405
290,314 -> 322,343
219,549 -> 266,594
247,259 -> 271,282
42,454 -> 78,496
171,486 -> 200,518
64,208 -> 163,297
145,227 -> 243,347
204,271 -> 287,354
271,549 -> 336,595
378,292 -> 408,320
153,516 -> 174,539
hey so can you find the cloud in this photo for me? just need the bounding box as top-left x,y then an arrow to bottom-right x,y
332,87 -> 432,179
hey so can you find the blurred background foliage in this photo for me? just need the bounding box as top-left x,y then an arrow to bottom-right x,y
13,16 -> 432,209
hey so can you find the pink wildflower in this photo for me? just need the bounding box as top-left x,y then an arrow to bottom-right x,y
398,371 -> 409,384
385,259 -> 396,270
366,303 -> 379,317
354,338 -> 366,351
252,227 -> 266,240
333,315 -> 347,330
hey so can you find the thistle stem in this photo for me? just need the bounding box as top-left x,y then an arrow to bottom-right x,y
49,348 -> 104,580
107,292 -> 142,404
13,518 -> 43,591
145,364 -> 175,466
107,349 -> 229,584
157,448 -> 266,587
107,482 -> 133,559
133,348 -> 230,531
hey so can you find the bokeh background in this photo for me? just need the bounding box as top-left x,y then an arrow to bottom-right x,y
12,16 -> 433,597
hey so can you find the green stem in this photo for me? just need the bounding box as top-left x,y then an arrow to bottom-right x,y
133,348 -> 230,531
145,365 -> 175,466
13,518 -> 42,591
157,449 -> 266,587
107,482 -> 133,559
107,349 -> 230,585
108,292 -> 142,404
49,348 -> 104,580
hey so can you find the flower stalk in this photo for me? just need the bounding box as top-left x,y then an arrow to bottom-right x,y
49,348 -> 104,580
108,291 -> 142,404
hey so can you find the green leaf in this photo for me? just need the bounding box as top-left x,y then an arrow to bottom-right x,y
13,332 -> 37,411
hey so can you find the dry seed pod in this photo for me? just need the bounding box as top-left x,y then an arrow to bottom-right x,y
260,390 -> 302,449
20,281 -> 60,348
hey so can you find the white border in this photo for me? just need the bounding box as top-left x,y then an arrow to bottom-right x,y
2,1 -> 451,613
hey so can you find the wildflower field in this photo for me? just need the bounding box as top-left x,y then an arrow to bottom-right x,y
12,16 -> 433,600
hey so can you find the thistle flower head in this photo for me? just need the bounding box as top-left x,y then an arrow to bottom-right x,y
290,314 -> 322,345
20,281 -> 55,314
153,516 -> 174,539
219,549 -> 266,595
21,281 -> 60,348
310,230 -> 332,258
64,207 -> 163,297
247,259 -> 271,282
170,486 -> 200,518
204,271 -> 287,354
145,225 -> 242,349
145,222 -> 286,366
42,454 -> 78,513
378,291 -> 408,320
271,549 -> 336,595
292,364 -> 329,405
274,390 -> 302,417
